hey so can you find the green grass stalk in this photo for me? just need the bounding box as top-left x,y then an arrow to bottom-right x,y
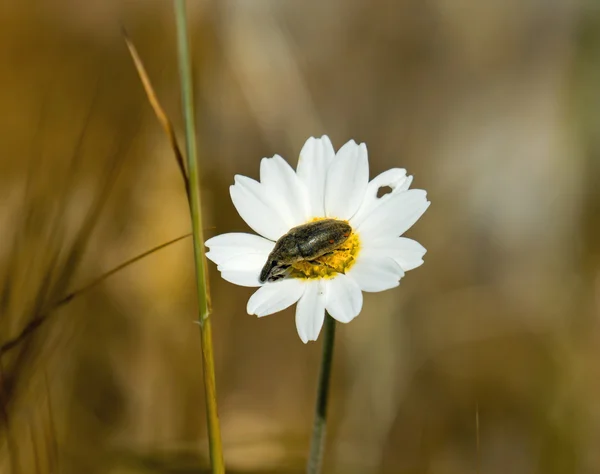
174,1 -> 225,472
306,313 -> 336,474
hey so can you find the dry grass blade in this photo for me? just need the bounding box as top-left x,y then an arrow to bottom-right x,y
122,28 -> 189,196
44,371 -> 59,473
0,94 -> 52,320
58,232 -> 193,308
0,232 -> 192,357
0,362 -> 21,474
0,97 -> 141,412
0,90 -> 102,403
29,420 -> 42,474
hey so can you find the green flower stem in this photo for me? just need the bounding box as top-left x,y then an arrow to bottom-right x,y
307,313 -> 337,474
174,1 -> 225,472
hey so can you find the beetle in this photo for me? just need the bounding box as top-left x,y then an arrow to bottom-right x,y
259,219 -> 352,283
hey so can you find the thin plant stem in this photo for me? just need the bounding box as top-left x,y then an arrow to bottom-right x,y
307,313 -> 336,474
174,1 -> 224,473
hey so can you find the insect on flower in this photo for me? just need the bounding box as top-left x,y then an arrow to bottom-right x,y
205,135 -> 430,343
259,219 -> 352,283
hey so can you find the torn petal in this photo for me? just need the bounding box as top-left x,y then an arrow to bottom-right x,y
350,169 -> 412,228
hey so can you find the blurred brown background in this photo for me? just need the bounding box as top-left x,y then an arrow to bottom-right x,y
0,1 -> 598,473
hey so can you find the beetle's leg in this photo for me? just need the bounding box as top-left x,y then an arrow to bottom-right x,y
267,264 -> 292,282
308,259 -> 345,274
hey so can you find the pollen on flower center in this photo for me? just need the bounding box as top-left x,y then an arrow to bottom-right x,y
290,218 -> 360,280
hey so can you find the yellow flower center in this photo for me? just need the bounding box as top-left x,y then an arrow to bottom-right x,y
290,218 -> 360,280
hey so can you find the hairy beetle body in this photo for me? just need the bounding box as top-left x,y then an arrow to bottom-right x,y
259,219 -> 352,283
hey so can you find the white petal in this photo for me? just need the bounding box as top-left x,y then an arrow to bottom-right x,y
295,280 -> 326,343
325,140 -> 369,220
205,232 -> 274,266
400,176 -> 413,192
363,237 -> 427,271
350,169 -> 412,228
247,279 -> 305,317
346,251 -> 405,292
296,136 -> 336,217
260,155 -> 310,227
230,175 -> 289,241
220,270 -> 263,287
206,233 -> 272,287
325,274 -> 363,323
217,253 -> 266,272
357,189 -> 430,241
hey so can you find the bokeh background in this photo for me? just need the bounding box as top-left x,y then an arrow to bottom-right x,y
1,1 -> 599,473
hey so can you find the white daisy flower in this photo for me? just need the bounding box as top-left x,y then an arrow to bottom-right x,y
205,136 -> 430,343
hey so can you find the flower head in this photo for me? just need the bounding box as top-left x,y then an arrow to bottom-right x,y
205,136 -> 430,343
